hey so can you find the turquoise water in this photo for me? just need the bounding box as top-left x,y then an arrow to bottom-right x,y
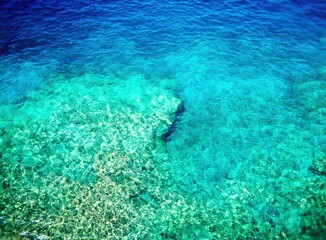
1,0 -> 325,239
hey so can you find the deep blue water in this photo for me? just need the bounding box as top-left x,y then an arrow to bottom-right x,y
0,0 -> 326,238
1,1 -> 325,87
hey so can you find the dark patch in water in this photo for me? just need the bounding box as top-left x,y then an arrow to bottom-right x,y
161,102 -> 185,142
0,44 -> 15,56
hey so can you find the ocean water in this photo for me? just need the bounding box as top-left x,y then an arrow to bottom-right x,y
0,0 -> 325,239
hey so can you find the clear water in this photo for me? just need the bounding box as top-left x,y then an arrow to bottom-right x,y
0,0 -> 325,239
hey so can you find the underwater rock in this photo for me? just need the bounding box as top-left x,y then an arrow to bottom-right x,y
0,72 -> 182,186
161,102 -> 185,142
309,157 -> 326,176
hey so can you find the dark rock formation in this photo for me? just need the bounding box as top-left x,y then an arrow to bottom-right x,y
161,101 -> 185,142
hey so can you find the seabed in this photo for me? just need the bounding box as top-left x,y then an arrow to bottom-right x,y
0,66 -> 325,239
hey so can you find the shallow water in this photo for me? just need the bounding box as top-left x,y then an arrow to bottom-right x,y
1,0 -> 325,239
